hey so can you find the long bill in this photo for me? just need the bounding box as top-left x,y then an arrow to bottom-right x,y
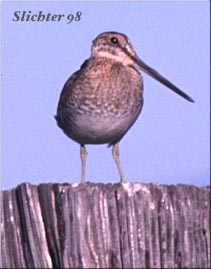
133,55 -> 194,103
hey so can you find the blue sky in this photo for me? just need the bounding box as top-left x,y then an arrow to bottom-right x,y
1,1 -> 210,189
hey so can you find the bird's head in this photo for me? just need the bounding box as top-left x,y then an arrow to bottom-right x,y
91,31 -> 194,103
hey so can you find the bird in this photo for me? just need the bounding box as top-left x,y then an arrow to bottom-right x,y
55,31 -> 194,184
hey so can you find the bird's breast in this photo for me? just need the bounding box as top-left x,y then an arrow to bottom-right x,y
57,58 -> 144,145
79,59 -> 143,112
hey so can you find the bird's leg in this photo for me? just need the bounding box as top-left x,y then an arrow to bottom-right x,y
112,143 -> 126,183
80,145 -> 87,184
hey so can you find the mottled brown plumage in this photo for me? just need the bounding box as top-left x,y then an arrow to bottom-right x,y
55,32 -> 194,183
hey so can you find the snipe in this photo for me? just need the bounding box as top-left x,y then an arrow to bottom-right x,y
55,32 -> 194,183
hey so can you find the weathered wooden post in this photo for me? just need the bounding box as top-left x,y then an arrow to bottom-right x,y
1,182 -> 210,268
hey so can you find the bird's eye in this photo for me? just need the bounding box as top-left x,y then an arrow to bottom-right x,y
110,37 -> 119,44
